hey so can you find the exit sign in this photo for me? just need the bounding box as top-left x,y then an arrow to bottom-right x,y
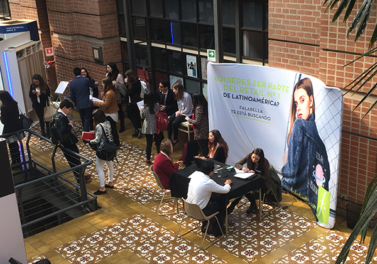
45,47 -> 54,57
207,49 -> 216,62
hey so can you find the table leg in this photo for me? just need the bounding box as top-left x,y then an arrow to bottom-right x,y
259,188 -> 262,221
225,209 -> 228,237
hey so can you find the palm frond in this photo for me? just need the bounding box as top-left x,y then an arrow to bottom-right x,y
369,24 -> 377,48
343,47 -> 377,67
361,100 -> 377,119
332,0 -> 352,22
351,82 -> 377,112
343,62 -> 377,94
352,69 -> 377,94
365,224 -> 377,263
354,0 -> 375,43
343,0 -> 357,21
347,0 -> 370,37
336,188 -> 377,264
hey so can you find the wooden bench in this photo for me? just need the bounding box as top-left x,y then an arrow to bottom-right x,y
178,121 -> 194,141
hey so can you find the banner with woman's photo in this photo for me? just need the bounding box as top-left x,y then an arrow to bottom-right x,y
207,63 -> 343,229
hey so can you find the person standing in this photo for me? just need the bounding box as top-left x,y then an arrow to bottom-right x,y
29,74 -> 51,138
92,78 -> 120,146
50,99 -> 91,183
157,79 -> 178,117
69,67 -> 96,133
0,91 -> 23,167
186,159 -> 232,237
125,69 -> 142,138
90,109 -> 115,195
106,62 -> 126,133
185,93 -> 209,156
140,91 -> 164,164
81,68 -> 98,131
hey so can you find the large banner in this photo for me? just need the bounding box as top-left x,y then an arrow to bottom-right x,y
208,63 -> 343,229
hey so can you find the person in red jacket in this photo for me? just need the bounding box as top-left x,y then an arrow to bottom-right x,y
153,140 -> 183,189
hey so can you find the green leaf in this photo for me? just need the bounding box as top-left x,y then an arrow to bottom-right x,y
365,223 -> 377,263
347,0 -> 369,36
354,0 -> 375,42
359,176 -> 377,240
344,0 -> 357,21
344,63 -> 377,94
352,69 -> 377,94
324,0 -> 338,12
330,0 -> 340,9
343,47 -> 377,67
369,24 -> 377,48
361,100 -> 377,120
351,82 -> 377,111
332,0 -> 351,22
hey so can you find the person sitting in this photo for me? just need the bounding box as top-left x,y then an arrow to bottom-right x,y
167,80 -> 193,146
186,159 -> 232,237
206,129 -> 229,163
227,148 -> 272,214
153,140 -> 183,189
157,79 -> 178,117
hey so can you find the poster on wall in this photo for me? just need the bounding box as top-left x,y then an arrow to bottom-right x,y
186,55 -> 197,78
207,63 -> 343,229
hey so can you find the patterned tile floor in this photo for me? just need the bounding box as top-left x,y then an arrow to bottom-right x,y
19,116 -> 372,264
272,230 -> 377,264
154,200 -> 315,263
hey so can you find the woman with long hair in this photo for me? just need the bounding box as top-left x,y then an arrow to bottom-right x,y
167,80 -> 193,145
228,148 -> 272,214
282,77 -> 330,214
92,78 -> 120,146
90,109 -> 115,195
106,62 -> 125,133
206,129 -> 229,163
140,91 -> 163,164
0,91 -> 23,166
185,93 -> 209,156
153,140 -> 183,189
125,69 -> 142,138
29,74 -> 50,138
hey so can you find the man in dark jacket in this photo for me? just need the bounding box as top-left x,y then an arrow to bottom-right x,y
51,99 -> 91,184
157,79 -> 178,117
69,67 -> 96,132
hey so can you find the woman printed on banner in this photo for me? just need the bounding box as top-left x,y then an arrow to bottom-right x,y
282,77 -> 330,212
29,74 -> 51,138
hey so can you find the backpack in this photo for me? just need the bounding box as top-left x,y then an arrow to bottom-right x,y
140,80 -> 148,99
49,113 -> 70,145
155,104 -> 169,134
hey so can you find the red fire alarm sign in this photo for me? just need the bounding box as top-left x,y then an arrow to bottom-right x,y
45,47 -> 54,57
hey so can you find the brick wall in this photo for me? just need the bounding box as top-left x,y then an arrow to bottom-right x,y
269,0 -> 377,209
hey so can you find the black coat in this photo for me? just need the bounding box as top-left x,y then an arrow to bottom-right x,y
1,104 -> 22,135
157,89 -> 178,116
52,112 -> 78,146
29,84 -> 50,109
128,80 -> 141,105
206,146 -> 227,164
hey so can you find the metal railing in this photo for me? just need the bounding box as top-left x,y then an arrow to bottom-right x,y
1,129 -> 98,237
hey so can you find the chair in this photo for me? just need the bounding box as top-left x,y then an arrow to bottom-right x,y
178,121 -> 194,141
150,165 -> 180,216
176,199 -> 224,250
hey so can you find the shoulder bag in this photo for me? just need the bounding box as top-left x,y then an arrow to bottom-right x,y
96,124 -> 117,161
19,107 -> 33,129
155,104 -> 169,134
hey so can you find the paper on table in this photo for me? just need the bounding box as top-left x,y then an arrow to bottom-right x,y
90,95 -> 104,103
234,168 -> 255,179
234,172 -> 255,179
137,100 -> 144,110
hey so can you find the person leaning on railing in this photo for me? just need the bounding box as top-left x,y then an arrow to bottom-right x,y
0,90 -> 23,167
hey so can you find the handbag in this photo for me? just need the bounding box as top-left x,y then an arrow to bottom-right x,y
44,97 -> 56,122
19,107 -> 33,129
155,104 -> 169,134
96,124 -> 117,161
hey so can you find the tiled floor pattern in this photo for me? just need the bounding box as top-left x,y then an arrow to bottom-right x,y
272,230 -> 377,263
154,200 -> 316,263
55,214 -> 226,264
28,123 -> 163,205
27,254 -> 46,264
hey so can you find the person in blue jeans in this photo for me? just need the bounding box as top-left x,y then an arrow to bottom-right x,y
282,77 -> 330,213
70,67 -> 97,134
